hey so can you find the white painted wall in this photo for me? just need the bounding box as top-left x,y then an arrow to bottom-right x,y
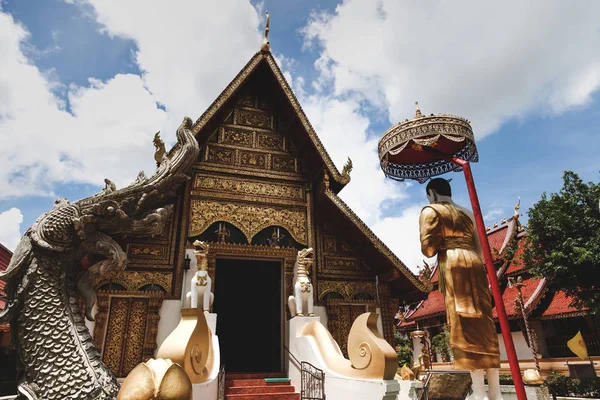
498,332 -> 532,361
156,300 -> 183,354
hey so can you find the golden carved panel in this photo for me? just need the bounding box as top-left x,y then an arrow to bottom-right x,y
257,133 -> 284,151
190,199 -> 307,245
94,291 -> 164,378
206,145 -> 234,165
317,280 -> 378,301
92,271 -> 173,293
127,244 -> 167,259
323,235 -> 336,253
222,126 -> 253,147
239,150 -> 267,169
193,174 -> 305,203
326,299 -> 377,358
102,297 -> 128,374
235,108 -> 272,130
272,155 -> 296,173
323,256 -> 358,272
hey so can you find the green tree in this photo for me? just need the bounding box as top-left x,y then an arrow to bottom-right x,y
431,324 -> 452,362
394,329 -> 413,367
523,171 -> 600,314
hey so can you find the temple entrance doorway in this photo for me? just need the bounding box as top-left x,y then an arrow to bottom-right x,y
213,258 -> 283,373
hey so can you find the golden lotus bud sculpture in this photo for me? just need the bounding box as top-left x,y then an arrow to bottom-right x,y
117,358 -> 192,400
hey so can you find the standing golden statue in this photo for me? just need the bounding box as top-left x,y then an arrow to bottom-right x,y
419,178 -> 502,400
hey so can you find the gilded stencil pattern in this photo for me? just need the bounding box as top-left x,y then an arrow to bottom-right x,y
323,235 -> 336,253
190,199 -> 307,245
318,280 -> 379,301
240,151 -> 267,168
102,297 -> 129,374
194,174 -> 304,202
206,146 -> 234,164
122,298 -> 149,375
324,256 -> 358,271
128,245 -> 165,257
93,271 -> 173,292
236,108 -> 272,129
272,155 -> 296,172
222,127 -> 253,146
257,133 -> 284,151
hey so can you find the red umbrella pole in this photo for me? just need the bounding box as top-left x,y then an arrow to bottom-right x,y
450,157 -> 527,400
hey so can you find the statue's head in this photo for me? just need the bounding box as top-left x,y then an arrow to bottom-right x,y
425,178 -> 452,203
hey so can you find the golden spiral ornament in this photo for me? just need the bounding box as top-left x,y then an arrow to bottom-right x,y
351,342 -> 372,370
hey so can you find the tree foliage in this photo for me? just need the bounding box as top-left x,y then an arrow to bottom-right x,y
394,329 -> 413,367
523,171 -> 600,314
431,324 -> 452,362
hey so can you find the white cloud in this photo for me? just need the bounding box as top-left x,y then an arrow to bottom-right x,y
372,205 -> 435,273
71,0 -> 263,141
303,0 -> 600,137
0,208 -> 23,251
0,2 -> 263,199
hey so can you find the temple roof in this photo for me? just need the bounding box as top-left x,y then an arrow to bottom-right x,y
181,50 -> 351,192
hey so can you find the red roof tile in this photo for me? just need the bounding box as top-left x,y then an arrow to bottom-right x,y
492,276 -> 543,318
487,225 -> 509,254
541,291 -> 585,318
407,290 -> 446,321
0,242 -> 12,313
505,239 -> 526,275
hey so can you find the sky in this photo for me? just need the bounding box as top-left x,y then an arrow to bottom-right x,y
0,0 -> 599,272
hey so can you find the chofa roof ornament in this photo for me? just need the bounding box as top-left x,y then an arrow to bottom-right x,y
378,101 -> 478,183
260,11 -> 270,52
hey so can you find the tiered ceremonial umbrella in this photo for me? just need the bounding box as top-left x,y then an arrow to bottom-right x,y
378,103 -> 526,400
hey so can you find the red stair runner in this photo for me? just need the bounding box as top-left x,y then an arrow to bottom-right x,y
225,373 -> 299,400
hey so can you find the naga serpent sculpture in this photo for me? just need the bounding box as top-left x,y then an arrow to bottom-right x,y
0,117 -> 199,400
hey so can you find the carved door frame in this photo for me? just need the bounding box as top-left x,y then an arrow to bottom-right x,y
93,290 -> 164,377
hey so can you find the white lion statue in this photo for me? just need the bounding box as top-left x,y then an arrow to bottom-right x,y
288,248 -> 315,317
185,240 -> 213,313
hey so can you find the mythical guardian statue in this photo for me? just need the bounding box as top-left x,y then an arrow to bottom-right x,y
0,117 -> 199,400
287,248 -> 315,317
185,240 -> 213,313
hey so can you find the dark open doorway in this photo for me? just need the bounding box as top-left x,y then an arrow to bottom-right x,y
213,258 -> 282,373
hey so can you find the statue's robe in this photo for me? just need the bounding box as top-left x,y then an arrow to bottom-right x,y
419,202 -> 500,370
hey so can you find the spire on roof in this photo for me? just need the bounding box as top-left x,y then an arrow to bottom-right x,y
261,11 -> 270,53
415,101 -> 422,118
514,196 -> 521,220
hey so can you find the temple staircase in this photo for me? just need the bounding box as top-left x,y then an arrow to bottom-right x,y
224,373 -> 299,400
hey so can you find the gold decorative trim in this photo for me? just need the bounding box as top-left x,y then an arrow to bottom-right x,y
324,190 -> 426,292
190,199 -> 307,245
92,271 -> 173,293
195,163 -> 306,182
193,173 -> 305,205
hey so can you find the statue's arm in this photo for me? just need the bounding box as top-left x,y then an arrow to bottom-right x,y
419,206 -> 442,258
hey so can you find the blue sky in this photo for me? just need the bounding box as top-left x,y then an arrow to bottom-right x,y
0,0 -> 599,270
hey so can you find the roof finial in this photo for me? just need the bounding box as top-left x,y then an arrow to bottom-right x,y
514,196 -> 521,220
261,11 -> 270,52
415,101 -> 422,118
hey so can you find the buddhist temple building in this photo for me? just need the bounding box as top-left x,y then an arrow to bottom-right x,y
397,207 -> 600,377
77,47 -> 427,378
0,242 -> 17,395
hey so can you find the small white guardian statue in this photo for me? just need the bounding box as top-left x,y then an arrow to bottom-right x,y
288,248 -> 315,317
185,240 -> 213,313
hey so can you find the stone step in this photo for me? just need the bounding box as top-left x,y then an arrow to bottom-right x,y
226,379 -> 291,387
225,394 -> 300,400
227,385 -> 296,395
226,372 -> 286,380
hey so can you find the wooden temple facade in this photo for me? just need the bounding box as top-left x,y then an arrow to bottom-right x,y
81,50 -> 426,376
